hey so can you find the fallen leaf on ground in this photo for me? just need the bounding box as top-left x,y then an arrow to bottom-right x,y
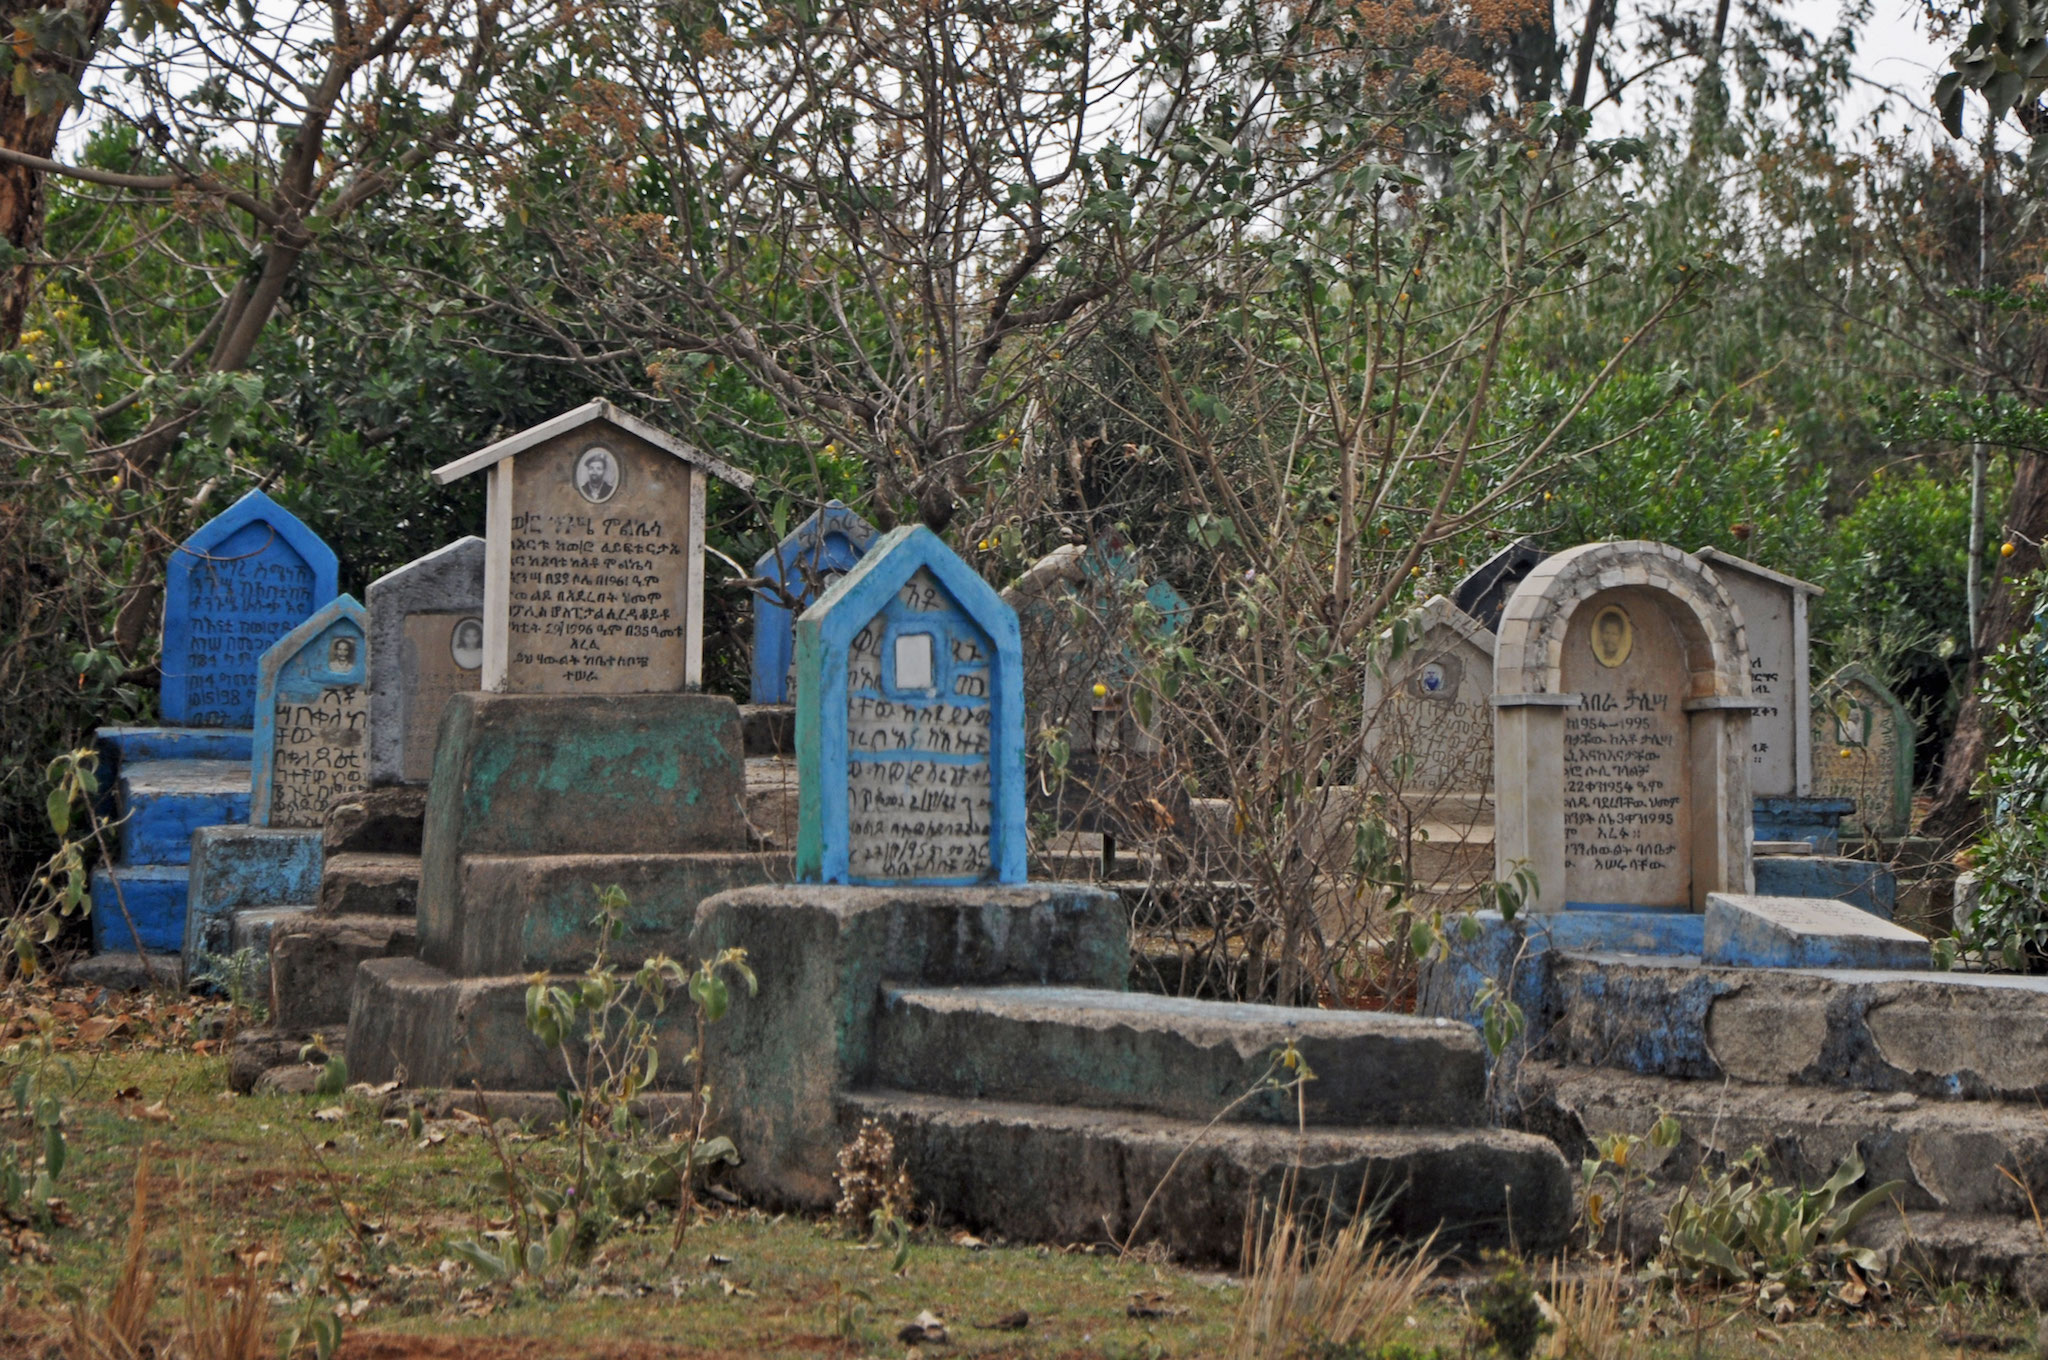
139,1100 -> 173,1123
950,1231 -> 985,1250
897,1310 -> 947,1345
76,1016 -> 128,1044
312,1106 -> 346,1123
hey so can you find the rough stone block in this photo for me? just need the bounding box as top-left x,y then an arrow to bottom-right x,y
425,851 -> 790,975
841,1090 -> 1571,1261
874,985 -> 1485,1128
229,1028 -> 310,1092
67,950 -> 178,992
89,865 -> 191,953
183,825 -> 324,964
316,854 -> 420,917
1703,893 -> 1930,970
323,784 -> 428,855
692,882 -> 1126,1205
115,759 -> 251,866
739,704 -> 795,757
269,914 -> 417,1033
743,758 -> 797,850
418,694 -> 749,956
1755,854 -> 1896,919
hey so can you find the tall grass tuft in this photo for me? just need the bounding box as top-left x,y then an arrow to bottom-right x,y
1544,1260 -> 1627,1360
64,1157 -> 157,1359
1228,1207 -> 1440,1359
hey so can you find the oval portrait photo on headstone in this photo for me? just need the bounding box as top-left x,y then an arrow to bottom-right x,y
574,444 -> 620,504
1590,604 -> 1632,669
450,616 -> 484,671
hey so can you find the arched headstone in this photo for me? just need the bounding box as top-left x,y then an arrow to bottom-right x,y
365,537 -> 487,785
1493,542 -> 1760,913
161,490 -> 340,728
794,525 -> 1025,885
751,501 -> 878,704
252,595 -> 369,828
1811,664 -> 1915,838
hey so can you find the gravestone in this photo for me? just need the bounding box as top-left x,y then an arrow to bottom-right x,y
1361,595 -> 1496,800
1811,663 -> 1915,838
429,400 -> 754,694
1453,539 -> 1547,632
251,596 -> 369,828
1695,549 -> 1822,799
751,501 -> 878,704
1493,541 -> 1760,913
1002,538 -> 1189,759
162,490 -> 341,727
795,525 -> 1025,885
365,537 -> 487,785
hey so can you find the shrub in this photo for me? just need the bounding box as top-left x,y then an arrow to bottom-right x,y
1966,575 -> 2048,970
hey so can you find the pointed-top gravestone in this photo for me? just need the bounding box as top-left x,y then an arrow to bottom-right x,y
1361,594 -> 1496,799
795,525 -> 1025,885
366,537 -> 487,785
751,500 -> 879,704
1696,548 -> 1823,799
1453,539 -> 1547,633
252,595 -> 369,828
1812,663 -> 1915,838
430,400 -> 754,695
161,490 -> 340,728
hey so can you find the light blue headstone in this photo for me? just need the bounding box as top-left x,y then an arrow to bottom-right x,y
161,490 -> 340,728
795,525 -> 1025,885
752,501 -> 879,704
251,595 -> 369,828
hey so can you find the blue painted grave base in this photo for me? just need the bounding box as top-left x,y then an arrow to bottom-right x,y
90,865 -> 191,953
1753,795 -> 1855,850
1755,854 -> 1896,920
183,825 -> 325,967
95,726 -> 254,767
115,759 -> 251,867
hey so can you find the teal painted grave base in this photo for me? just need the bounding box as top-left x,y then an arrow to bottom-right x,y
183,825 -> 325,974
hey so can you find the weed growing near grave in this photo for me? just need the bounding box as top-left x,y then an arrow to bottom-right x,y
1965,572 -> 2048,971
1470,1252 -> 1553,1360
834,1119 -> 916,1241
1578,1115 -> 1681,1252
5,751 -> 110,982
1226,1207 -> 1442,1360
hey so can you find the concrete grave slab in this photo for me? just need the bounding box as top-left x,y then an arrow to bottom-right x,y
161,490 -> 339,728
252,595 -> 369,828
430,401 -> 753,695
366,537 -> 486,786
113,759 -> 250,866
795,525 -> 1025,885
1703,892 -> 1930,970
752,501 -> 877,704
183,824 -> 324,964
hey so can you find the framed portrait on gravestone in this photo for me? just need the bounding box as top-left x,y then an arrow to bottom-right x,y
1590,605 -> 1632,668
1360,595 -> 1497,802
451,617 -> 484,670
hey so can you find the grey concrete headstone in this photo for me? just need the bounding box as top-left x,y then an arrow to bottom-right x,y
366,537 -> 486,786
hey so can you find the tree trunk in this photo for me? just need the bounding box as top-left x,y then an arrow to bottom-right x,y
1923,449 -> 2048,845
0,0 -> 115,346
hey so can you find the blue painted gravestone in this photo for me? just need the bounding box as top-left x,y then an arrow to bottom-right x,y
752,500 -> 878,704
794,525 -> 1025,885
251,595 -> 369,828
161,490 -> 340,728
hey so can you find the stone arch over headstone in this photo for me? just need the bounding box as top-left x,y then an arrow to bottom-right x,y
1493,542 -> 1760,913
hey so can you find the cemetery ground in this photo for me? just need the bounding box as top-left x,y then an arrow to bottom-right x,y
3,983 -> 2043,1360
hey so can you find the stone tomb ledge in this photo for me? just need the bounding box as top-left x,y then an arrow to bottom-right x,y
1538,951 -> 2048,1101
1703,892 -> 1929,971
183,824 -> 324,969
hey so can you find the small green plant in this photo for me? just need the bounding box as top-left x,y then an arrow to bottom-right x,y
8,751 -> 106,981
192,947 -> 267,1018
1966,575 -> 2048,971
1470,1252 -> 1552,1360
1654,1147 -> 1902,1298
2,1024 -> 76,1230
1578,1114 -> 1681,1250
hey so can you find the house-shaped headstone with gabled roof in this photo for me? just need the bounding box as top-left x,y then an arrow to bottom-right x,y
162,489 -> 341,728
1696,547 -> 1823,800
430,401 -> 754,695
1812,662 -> 1916,839
794,525 -> 1025,885
1453,538 -> 1547,634
752,500 -> 879,704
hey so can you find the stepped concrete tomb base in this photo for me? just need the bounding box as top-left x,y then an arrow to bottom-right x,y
1702,892 -> 1930,970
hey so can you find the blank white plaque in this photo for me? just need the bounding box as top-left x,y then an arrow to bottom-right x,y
894,632 -> 935,690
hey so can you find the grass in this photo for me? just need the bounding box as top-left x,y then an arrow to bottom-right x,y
0,989 -> 2041,1359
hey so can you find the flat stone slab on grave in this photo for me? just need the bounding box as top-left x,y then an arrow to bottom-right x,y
875,985 -> 1485,1128
95,725 -> 254,769
114,759 -> 251,866
1703,892 -> 1929,970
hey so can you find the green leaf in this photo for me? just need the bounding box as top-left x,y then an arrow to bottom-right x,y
46,786 -> 69,837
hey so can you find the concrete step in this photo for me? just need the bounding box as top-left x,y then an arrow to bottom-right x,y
837,1088 -> 1570,1263
95,725 -> 253,767
268,913 -> 418,1033
184,825 -> 324,962
420,850 -> 791,975
874,985 -> 1485,1128
345,955 -> 699,1092
114,759 -> 250,866
1514,1060 -> 2048,1218
324,785 -> 427,855
318,853 -> 420,917
89,864 -> 190,953
1858,1211 -> 2048,1307
1539,952 -> 2048,1102
738,704 -> 794,757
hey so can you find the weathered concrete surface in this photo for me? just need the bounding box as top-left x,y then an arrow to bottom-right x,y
324,785 -> 428,855
346,956 -> 702,1091
89,865 -> 194,954
116,759 -> 251,867
66,950 -> 178,993
1857,1213 -> 2048,1307
692,883 -> 1127,1206
366,536 -> 486,787
316,853 -> 421,917
269,915 -> 417,1033
739,704 -> 794,757
1541,954 -> 2048,1101
183,825 -> 323,969
744,758 -> 798,852
1751,795 -> 1853,850
1416,909 -> 1704,1038
842,1090 -> 1571,1262
1703,893 -> 1929,970
418,694 -> 749,967
425,851 -> 790,975
875,985 -> 1485,1128
229,1028 -> 309,1092
1754,854 -> 1895,918
1512,1060 -> 2048,1218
